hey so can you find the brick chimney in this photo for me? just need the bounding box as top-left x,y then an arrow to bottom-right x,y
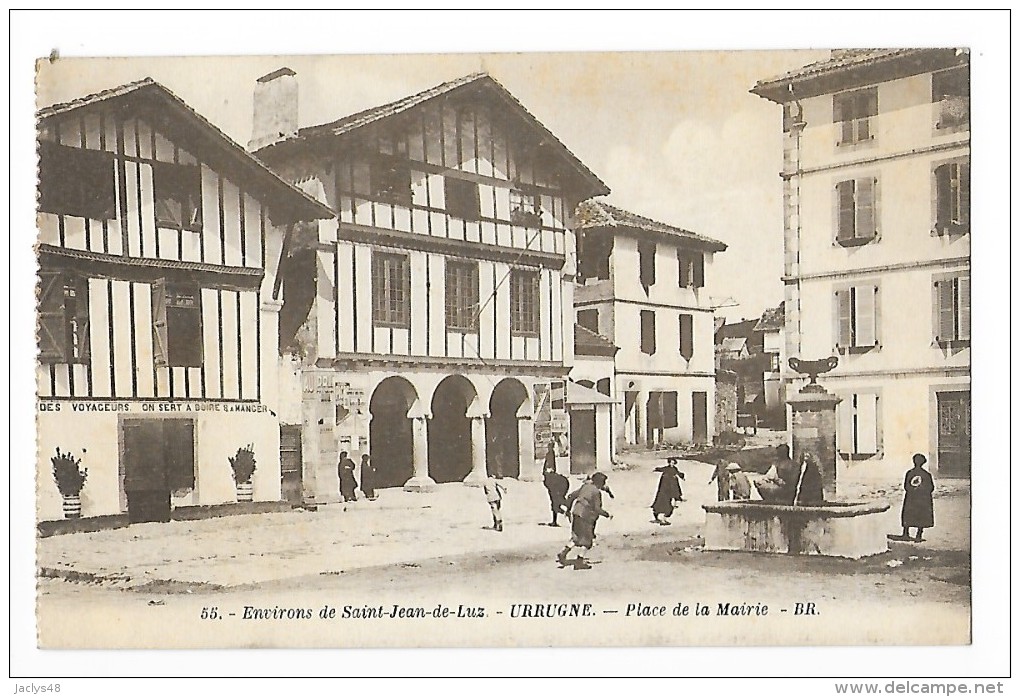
248,67 -> 298,151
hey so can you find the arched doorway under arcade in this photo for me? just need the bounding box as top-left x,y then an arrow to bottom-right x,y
368,376 -> 418,489
486,379 -> 529,479
428,375 -> 478,484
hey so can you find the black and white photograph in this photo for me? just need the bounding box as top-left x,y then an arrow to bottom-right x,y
10,8 -> 1011,687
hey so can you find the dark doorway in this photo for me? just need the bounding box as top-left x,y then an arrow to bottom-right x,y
280,425 -> 302,504
937,391 -> 970,478
429,376 -> 474,483
693,391 -> 709,445
122,418 -> 194,523
487,379 -> 528,478
570,409 -> 597,475
369,377 -> 416,489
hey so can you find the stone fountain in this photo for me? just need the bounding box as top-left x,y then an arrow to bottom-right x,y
702,356 -> 890,559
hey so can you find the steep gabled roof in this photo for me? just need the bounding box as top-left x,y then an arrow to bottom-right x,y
751,48 -> 968,104
576,200 -> 727,253
574,324 -> 618,357
37,78 -> 334,224
255,72 -> 609,199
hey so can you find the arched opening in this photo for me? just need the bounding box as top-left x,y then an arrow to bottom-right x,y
428,375 -> 477,483
369,376 -> 417,489
487,379 -> 529,479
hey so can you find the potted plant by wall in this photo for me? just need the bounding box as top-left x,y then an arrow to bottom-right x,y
229,444 -> 257,502
51,448 -> 87,519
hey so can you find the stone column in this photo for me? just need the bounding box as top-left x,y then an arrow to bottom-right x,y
403,415 -> 435,492
517,416 -> 539,481
788,383 -> 841,500
463,416 -> 489,486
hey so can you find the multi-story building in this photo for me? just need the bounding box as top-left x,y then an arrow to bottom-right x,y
36,79 -> 332,523
752,49 -> 970,479
574,201 -> 727,449
251,71 -> 608,498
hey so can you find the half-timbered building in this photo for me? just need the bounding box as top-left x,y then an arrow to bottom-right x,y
252,70 -> 608,498
36,79 -> 332,523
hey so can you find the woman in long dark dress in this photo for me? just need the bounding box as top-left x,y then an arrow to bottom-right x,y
338,451 -> 358,502
651,461 -> 683,525
900,453 -> 935,542
360,454 -> 376,500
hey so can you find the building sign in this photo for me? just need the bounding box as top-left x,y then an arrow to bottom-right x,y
534,381 -> 569,456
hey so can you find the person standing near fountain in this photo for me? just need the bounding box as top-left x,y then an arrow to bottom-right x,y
757,445 -> 800,504
727,463 -> 752,501
898,454 -> 935,542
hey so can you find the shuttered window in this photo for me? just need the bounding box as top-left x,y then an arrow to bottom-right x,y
833,88 -> 877,145
932,67 -> 969,130
38,142 -> 116,220
835,177 -> 878,245
370,158 -> 412,205
153,162 -> 203,232
679,313 -> 694,361
833,284 -> 879,350
510,269 -> 540,336
577,308 -> 599,334
678,251 -> 704,289
638,241 -> 656,291
444,260 -> 479,332
934,161 -> 970,234
37,270 -> 90,364
444,177 -> 480,221
933,275 -> 970,344
371,252 -> 411,328
152,280 -> 203,367
837,392 -> 881,457
640,310 -> 656,355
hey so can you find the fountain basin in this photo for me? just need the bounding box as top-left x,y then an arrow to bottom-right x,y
702,501 -> 891,559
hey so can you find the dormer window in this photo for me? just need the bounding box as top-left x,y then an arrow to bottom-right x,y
154,161 -> 203,232
510,189 -> 542,227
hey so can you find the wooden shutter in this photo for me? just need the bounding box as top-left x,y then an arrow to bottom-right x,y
38,270 -> 66,362
73,276 -> 91,362
935,279 -> 956,342
834,289 -> 852,348
693,253 -> 705,288
934,164 -> 951,231
165,419 -> 196,490
639,241 -> 656,290
679,313 -> 694,361
856,393 -> 879,455
151,279 -> 169,366
857,178 -> 876,239
641,310 -> 656,355
647,391 -> 662,430
957,276 -> 970,341
836,181 -> 855,241
836,394 -> 853,455
958,162 -> 970,227
662,391 -> 678,429
678,252 -> 690,288
854,285 -> 877,348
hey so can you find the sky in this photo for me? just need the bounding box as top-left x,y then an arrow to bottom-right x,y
34,49 -> 827,323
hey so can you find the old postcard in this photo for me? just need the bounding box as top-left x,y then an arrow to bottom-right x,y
31,46 -> 976,654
